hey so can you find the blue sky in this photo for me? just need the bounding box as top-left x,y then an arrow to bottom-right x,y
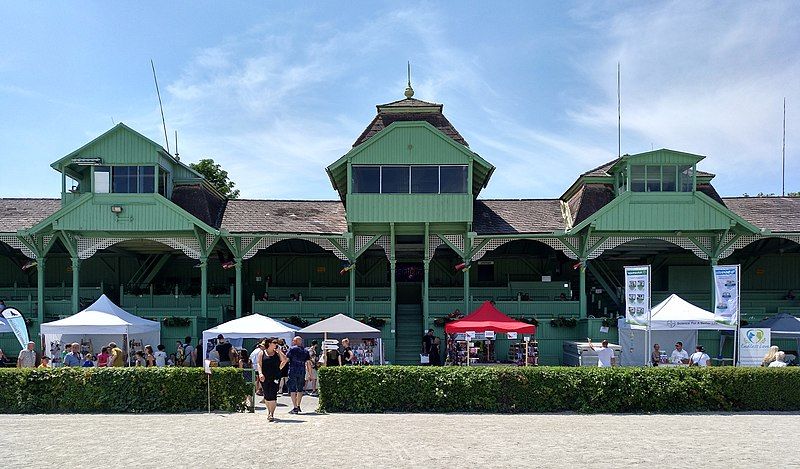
1,1 -> 798,199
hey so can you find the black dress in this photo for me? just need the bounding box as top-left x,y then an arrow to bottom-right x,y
429,343 -> 441,366
260,351 -> 281,401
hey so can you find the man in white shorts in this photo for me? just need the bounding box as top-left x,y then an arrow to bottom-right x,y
588,339 -> 615,367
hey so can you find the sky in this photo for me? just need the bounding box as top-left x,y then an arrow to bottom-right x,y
1,1 -> 798,200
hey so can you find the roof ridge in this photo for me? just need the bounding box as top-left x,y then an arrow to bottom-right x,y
229,199 -> 342,203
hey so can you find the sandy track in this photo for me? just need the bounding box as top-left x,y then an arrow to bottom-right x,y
1,396 -> 798,468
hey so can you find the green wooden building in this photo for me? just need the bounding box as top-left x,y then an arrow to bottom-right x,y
3,85 -> 800,364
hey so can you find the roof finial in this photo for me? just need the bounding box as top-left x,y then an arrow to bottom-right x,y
404,61 -> 414,98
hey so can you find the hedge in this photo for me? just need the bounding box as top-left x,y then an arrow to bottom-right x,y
0,367 -> 251,413
318,366 -> 800,413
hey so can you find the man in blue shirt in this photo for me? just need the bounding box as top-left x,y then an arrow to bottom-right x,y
285,336 -> 311,414
63,343 -> 82,367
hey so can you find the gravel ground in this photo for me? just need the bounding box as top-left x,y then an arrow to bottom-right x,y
1,395 -> 798,468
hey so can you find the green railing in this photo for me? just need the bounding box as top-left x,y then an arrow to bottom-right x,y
252,298 -> 392,317
429,299 -> 579,318
0,286 -> 103,301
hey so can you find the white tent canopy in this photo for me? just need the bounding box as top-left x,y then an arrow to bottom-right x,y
631,294 -> 736,331
201,314 -> 297,362
39,294 -> 160,364
297,313 -> 381,336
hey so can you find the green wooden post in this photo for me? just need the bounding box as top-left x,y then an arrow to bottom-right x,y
710,256 -> 718,312
348,266 -> 356,317
200,256 -> 208,319
234,257 -> 243,318
36,256 -> 46,324
71,256 -> 80,313
423,223 -> 430,330
463,232 -> 472,314
390,224 -> 396,356
579,258 -> 588,319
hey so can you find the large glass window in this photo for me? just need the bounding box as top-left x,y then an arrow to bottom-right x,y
381,166 -> 410,193
158,167 -> 169,196
139,166 -> 155,193
661,165 -> 677,191
630,165 -> 646,192
679,165 -> 694,192
646,165 -> 661,192
94,166 -> 110,193
440,166 -> 468,193
352,166 -> 380,193
411,166 -> 439,193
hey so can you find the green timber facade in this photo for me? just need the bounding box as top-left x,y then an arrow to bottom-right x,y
3,91 -> 800,364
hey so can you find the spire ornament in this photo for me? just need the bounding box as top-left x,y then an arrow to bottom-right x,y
404,61 -> 414,98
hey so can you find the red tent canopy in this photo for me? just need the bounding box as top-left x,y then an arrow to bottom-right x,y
444,301 -> 536,334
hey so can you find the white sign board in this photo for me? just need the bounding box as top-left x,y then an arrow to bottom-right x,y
322,339 -> 339,345
713,265 -> 740,326
465,331 -> 476,340
323,344 -> 340,351
624,265 -> 651,326
739,328 -> 770,367
484,330 -> 495,339
507,332 -> 518,339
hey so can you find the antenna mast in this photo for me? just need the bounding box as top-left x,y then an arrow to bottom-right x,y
174,130 -> 179,160
150,59 -> 170,153
617,62 -> 621,158
782,98 -> 786,196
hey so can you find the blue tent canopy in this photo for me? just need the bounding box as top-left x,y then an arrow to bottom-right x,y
723,313 -> 800,337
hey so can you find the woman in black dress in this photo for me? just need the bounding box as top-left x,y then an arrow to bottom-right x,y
259,338 -> 287,422
429,337 -> 442,366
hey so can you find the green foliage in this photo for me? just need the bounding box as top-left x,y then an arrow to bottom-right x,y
0,367 -> 250,413
162,316 -> 192,327
549,316 -> 578,328
285,315 -> 310,328
516,317 -> 539,326
189,158 -> 240,199
360,316 -> 387,328
318,366 -> 800,413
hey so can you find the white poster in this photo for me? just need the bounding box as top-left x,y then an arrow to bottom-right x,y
1,308 -> 29,348
739,328 -> 770,367
507,332 -> 518,339
713,265 -> 740,326
624,266 -> 651,326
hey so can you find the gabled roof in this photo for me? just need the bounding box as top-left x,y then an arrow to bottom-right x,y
221,199 -> 347,234
376,97 -> 443,111
723,197 -> 800,233
171,184 -> 227,229
0,198 -> 60,233
474,199 -> 564,234
353,112 -> 468,148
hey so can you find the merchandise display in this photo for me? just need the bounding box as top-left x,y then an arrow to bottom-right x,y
352,339 -> 379,365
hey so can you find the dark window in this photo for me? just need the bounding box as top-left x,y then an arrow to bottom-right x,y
646,165 -> 661,192
661,165 -> 677,191
352,166 -> 380,193
139,166 -> 155,193
381,166 -> 410,193
158,167 -> 169,196
630,165 -> 646,192
112,166 -> 131,193
411,166 -> 439,193
440,166 -> 467,193
477,263 -> 494,282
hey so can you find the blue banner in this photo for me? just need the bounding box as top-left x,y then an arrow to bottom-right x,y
1,308 -> 30,348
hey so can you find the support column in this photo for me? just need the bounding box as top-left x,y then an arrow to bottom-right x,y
389,224 -> 397,357
71,256 -> 80,313
463,232 -> 472,314
579,258 -> 588,319
423,223 -> 430,330
200,256 -> 208,319
348,266 -> 356,317
36,256 -> 46,325
234,257 -> 243,318
710,256 -> 718,313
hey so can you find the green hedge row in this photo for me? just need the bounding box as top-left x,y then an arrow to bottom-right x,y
0,368 -> 251,413
318,366 -> 800,413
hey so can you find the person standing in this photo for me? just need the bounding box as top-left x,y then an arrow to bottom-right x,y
762,345 -> 780,367
429,337 -> 442,366
144,345 -> 156,367
37,356 -> 51,368
250,340 -> 266,400
257,338 -> 288,422
285,336 -> 312,414
215,335 -> 233,367
769,351 -> 788,367
689,345 -> 711,367
670,342 -> 689,365
108,342 -> 125,367
182,336 -> 194,367
17,341 -> 37,368
154,344 -> 167,367
97,347 -> 110,367
340,338 -> 355,366
63,343 -> 82,367
587,339 -> 615,367
82,354 -> 95,367
421,329 -> 434,364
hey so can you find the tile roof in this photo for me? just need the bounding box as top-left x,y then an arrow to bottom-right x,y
723,197 -> 800,232
0,198 -> 60,232
580,157 -> 714,178
171,184 -> 227,229
377,97 -> 443,109
566,184 -> 614,226
474,199 -> 565,234
221,199 -> 348,234
353,112 -> 468,148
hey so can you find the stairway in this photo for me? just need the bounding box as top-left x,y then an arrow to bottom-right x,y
394,304 -> 423,365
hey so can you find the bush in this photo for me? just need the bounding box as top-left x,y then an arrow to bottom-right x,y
318,366 -> 800,413
0,367 -> 251,413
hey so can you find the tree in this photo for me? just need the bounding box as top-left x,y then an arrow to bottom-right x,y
189,158 -> 240,199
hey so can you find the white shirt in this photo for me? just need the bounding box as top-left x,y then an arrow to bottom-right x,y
154,351 -> 167,367
768,360 -> 788,367
671,349 -> 689,364
594,346 -> 615,367
249,348 -> 262,371
690,352 -> 710,366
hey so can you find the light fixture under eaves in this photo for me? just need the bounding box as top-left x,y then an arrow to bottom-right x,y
110,205 -> 123,214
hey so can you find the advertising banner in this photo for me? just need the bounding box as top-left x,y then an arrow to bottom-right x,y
713,265 -> 740,326
739,328 -> 770,367
1,308 -> 29,348
624,266 -> 651,326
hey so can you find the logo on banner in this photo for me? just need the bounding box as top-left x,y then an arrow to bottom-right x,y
739,328 -> 770,367
624,266 -> 651,326
1,308 -> 30,349
713,265 -> 740,326
745,329 -> 767,344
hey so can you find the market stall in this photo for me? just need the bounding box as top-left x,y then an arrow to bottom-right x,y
619,294 -> 735,366
445,301 -> 537,366
39,294 -> 160,366
201,314 -> 297,363
298,314 -> 383,365
721,312 -> 800,362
